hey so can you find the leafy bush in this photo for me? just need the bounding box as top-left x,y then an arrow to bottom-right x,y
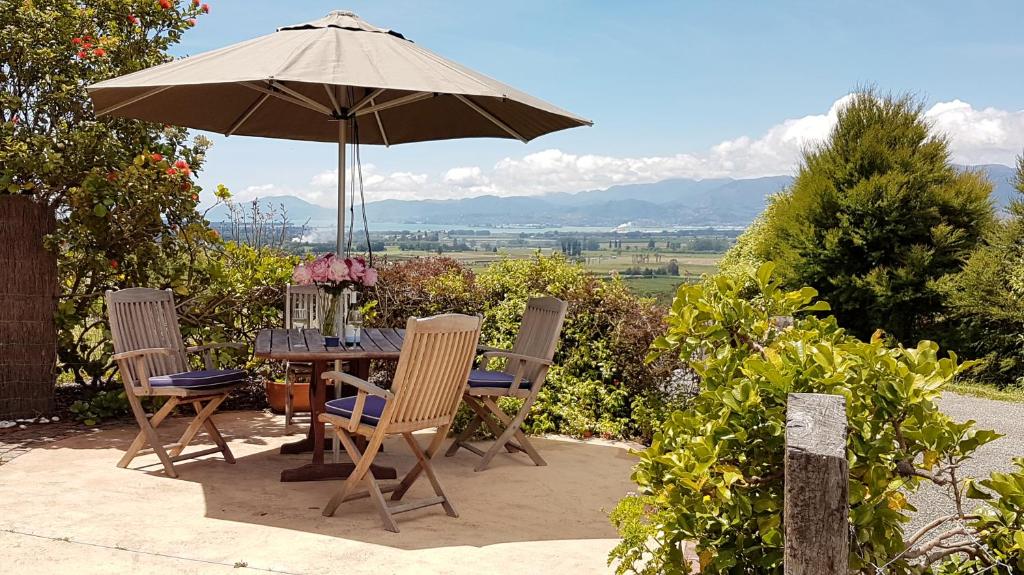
369,254 -> 686,441
938,156 -> 1024,388
610,263 -> 1019,574
723,91 -> 994,344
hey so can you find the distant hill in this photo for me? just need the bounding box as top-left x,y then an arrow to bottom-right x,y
205,165 -> 1017,228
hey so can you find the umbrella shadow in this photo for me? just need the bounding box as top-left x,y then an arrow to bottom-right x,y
127,411 -> 636,550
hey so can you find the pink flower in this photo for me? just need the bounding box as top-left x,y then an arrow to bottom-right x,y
291,264 -> 313,286
346,257 -> 365,280
362,267 -> 378,287
201,3 -> 210,13
308,256 -> 332,283
128,14 -> 139,25
327,258 -> 350,282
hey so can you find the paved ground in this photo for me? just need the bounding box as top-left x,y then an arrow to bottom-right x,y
0,411 -> 638,574
906,392 -> 1024,537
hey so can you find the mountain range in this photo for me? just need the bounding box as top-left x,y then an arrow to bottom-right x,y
206,164 -> 1019,229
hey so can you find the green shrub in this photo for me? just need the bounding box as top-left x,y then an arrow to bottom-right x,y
369,254 -> 686,441
723,91 -> 994,345
69,390 -> 165,426
610,263 -> 1019,574
938,156 -> 1024,388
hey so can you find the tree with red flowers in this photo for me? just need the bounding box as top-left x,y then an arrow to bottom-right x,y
0,0 -> 212,384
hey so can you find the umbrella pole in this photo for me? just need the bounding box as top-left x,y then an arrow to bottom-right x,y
336,119 -> 346,256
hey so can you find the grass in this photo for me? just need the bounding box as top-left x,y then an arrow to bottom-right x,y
948,381 -> 1024,403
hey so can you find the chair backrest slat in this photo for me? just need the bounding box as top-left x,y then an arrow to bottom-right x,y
506,297 -> 568,382
285,284 -> 323,330
106,288 -> 189,387
381,314 -> 481,431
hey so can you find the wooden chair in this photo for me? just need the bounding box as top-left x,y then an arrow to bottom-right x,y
105,288 -> 247,478
446,296 -> 567,471
284,284 -> 323,426
319,314 -> 482,532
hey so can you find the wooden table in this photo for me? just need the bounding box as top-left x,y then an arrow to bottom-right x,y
254,327 -> 405,482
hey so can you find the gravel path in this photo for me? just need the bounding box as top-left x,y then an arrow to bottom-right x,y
905,392 -> 1023,537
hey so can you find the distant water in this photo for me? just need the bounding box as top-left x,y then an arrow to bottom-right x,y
303,222 -> 745,234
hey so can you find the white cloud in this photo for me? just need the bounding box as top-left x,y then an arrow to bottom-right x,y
247,95 -> 1024,206
925,100 -> 1024,165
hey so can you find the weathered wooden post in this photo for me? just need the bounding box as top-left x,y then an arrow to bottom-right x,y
0,195 -> 58,419
784,393 -> 848,574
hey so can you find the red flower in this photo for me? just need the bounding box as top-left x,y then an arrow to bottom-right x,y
191,193 -> 199,201
10,116 -> 18,125
128,14 -> 139,25
159,0 -> 172,9
71,37 -> 82,45
166,167 -> 178,176
92,48 -> 106,57
174,159 -> 189,169
77,50 -> 88,59
106,171 -> 118,182
201,3 -> 209,13
110,260 -> 119,270
84,34 -> 93,41
150,153 -> 163,162
192,0 -> 199,5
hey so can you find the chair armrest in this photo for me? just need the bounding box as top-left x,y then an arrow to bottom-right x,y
112,347 -> 175,361
481,350 -> 552,366
112,347 -> 175,393
322,371 -> 394,400
476,344 -> 504,354
187,342 -> 246,370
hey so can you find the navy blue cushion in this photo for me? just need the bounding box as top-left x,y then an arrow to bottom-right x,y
325,395 -> 387,426
467,369 -> 531,389
149,369 -> 247,389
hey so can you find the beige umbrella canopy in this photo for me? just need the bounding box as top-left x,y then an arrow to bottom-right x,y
88,10 -> 591,251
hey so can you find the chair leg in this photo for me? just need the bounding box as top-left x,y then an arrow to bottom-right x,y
464,396 -> 519,453
118,396 -> 178,469
392,424 -> 449,502
475,396 -> 546,472
122,393 -> 178,478
169,395 -> 226,458
444,403 -> 484,457
323,429 -> 397,531
401,429 -> 457,517
196,401 -> 235,464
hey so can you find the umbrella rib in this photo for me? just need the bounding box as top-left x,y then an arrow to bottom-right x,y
348,88 -> 386,115
370,97 -> 389,146
240,82 -> 333,117
94,85 -> 175,117
226,92 -> 271,136
268,81 -> 334,116
353,91 -> 433,117
323,84 -> 341,115
453,94 -> 527,143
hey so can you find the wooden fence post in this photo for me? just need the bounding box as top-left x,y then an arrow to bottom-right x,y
785,393 -> 848,574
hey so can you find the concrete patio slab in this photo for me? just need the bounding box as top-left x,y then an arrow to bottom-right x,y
0,411 -> 638,574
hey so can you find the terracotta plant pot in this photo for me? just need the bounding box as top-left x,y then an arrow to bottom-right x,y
265,380 -> 307,413
264,380 -> 338,413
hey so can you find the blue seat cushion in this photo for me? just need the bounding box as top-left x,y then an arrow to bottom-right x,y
467,369 -> 531,389
324,395 -> 387,426
149,368 -> 247,389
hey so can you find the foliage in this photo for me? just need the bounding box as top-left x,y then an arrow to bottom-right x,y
938,156 -> 1024,388
1,0 -> 217,385
68,389 -> 163,426
609,263 -> 1016,574
722,91 -> 995,344
369,254 -> 686,440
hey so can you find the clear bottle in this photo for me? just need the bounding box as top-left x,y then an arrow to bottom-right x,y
344,305 -> 363,346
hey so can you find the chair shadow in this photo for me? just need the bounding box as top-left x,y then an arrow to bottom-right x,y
42,410 -> 638,551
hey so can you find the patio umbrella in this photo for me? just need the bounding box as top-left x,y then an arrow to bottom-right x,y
88,10 -> 592,252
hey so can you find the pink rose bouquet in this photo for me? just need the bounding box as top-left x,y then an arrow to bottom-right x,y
292,254 -> 376,295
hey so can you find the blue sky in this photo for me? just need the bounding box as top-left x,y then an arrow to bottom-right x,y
176,1 -> 1024,206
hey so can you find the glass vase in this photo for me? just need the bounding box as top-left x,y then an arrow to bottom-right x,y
320,291 -> 348,342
